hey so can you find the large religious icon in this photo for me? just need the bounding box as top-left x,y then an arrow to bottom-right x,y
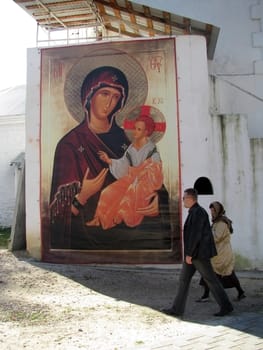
40,38 -> 181,263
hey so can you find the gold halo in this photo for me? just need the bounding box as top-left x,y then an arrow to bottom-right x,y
121,105 -> 166,144
64,47 -> 148,123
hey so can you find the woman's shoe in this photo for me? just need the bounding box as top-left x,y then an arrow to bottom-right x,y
195,296 -> 210,302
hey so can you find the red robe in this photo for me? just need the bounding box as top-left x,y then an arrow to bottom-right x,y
49,120 -> 130,247
92,159 -> 163,229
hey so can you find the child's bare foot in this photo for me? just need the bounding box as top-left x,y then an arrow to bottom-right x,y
85,217 -> 100,226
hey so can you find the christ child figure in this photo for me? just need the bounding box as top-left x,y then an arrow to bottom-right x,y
86,114 -> 163,229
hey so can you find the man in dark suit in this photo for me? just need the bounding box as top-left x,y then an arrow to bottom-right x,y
162,188 -> 233,317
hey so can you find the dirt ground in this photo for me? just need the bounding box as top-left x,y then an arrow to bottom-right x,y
0,249 -> 262,350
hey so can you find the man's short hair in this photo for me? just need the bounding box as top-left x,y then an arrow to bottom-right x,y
184,188 -> 198,200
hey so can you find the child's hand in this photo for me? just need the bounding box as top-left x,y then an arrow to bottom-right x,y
98,151 -> 112,165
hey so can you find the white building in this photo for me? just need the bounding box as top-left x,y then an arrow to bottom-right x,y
0,86 -> 25,227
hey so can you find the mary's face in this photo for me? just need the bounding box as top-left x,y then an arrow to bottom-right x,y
89,86 -> 122,121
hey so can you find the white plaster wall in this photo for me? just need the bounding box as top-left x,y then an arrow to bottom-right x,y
0,116 -> 25,227
210,115 -> 255,262
211,116 -> 263,269
25,48 -> 41,260
175,35 -> 213,220
250,139 -> 263,268
209,75 -> 263,138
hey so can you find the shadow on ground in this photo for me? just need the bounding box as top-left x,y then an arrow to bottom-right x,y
13,250 -> 263,339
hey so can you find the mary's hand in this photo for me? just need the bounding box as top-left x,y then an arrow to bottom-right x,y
136,192 -> 159,217
78,167 -> 108,204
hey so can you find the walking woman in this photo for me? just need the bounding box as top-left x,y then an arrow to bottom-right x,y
197,201 -> 246,302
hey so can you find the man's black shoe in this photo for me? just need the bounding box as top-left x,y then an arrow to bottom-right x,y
161,308 -> 183,318
236,292 -> 246,301
214,306 -> 233,317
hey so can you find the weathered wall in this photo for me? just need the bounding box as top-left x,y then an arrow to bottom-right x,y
175,36 -> 213,201
209,113 -> 263,268
0,115 -> 25,227
25,49 -> 42,260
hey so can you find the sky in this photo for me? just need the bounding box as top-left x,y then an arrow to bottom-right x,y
0,0 -> 36,90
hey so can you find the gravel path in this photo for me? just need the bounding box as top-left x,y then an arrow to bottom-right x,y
0,250 -> 262,349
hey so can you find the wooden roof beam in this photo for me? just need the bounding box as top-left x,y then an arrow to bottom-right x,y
143,5 -> 154,36
104,23 -> 141,37
102,14 -> 168,37
94,0 -> 193,32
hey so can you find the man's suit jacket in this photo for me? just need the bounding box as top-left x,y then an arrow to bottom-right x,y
183,203 -> 217,260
